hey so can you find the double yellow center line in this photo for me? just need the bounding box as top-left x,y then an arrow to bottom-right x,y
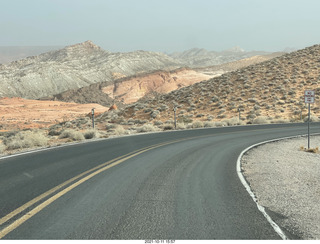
0,136 -> 205,239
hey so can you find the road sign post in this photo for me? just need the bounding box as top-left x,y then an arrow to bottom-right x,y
304,90 -> 315,149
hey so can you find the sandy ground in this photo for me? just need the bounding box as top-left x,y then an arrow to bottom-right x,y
0,97 -> 108,131
241,135 -> 320,239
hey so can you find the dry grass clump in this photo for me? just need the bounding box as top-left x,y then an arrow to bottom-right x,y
59,129 -> 85,141
136,124 -> 159,133
252,116 -> 271,124
192,121 -> 204,128
299,145 -> 319,153
4,130 -> 48,150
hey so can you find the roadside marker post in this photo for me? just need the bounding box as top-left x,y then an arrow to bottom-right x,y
173,106 -> 177,129
304,90 -> 315,149
91,108 -> 95,129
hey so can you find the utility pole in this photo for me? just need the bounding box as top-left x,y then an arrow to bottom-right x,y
238,108 -> 241,122
91,108 -> 95,129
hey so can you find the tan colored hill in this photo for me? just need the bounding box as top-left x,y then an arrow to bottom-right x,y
0,97 -> 108,131
102,68 -> 216,104
117,44 -> 320,125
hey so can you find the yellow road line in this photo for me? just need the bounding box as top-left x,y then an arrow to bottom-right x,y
0,138 -> 194,239
0,145 -> 158,226
0,127 -> 287,239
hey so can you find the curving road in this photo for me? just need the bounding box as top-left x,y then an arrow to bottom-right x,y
0,123 -> 319,239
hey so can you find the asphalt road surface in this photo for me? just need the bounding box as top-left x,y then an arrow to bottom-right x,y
0,123 -> 319,239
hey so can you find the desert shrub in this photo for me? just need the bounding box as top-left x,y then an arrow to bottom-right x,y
83,129 -> 100,139
48,126 -> 62,136
163,124 -> 174,130
144,108 -> 153,113
224,117 -> 240,126
0,143 -> 5,153
176,123 -> 186,130
165,119 -> 174,124
158,105 -> 169,112
136,124 -> 158,133
192,121 -> 204,128
113,125 -> 126,135
304,115 -> 320,122
214,121 -> 228,127
153,120 -> 163,126
252,116 -> 270,124
204,121 -> 215,128
4,131 -> 48,150
106,123 -> 117,130
59,129 -> 84,141
150,110 -> 160,119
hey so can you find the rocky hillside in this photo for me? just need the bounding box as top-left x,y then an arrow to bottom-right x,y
118,44 -> 320,125
0,41 -> 181,99
169,47 -> 274,67
47,53 -> 284,106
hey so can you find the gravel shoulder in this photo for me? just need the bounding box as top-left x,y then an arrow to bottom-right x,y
241,135 -> 320,240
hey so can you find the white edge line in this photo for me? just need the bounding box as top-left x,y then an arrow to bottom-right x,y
236,132 -> 320,240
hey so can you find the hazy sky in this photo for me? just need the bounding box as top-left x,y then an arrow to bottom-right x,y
1,0 -> 320,52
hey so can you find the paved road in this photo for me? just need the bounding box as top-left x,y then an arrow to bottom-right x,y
0,123 -> 319,239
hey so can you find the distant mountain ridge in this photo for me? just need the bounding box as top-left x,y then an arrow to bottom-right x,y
0,41 -> 181,99
169,47 -> 273,67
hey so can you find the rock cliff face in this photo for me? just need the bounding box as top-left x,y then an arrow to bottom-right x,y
102,68 -> 215,104
0,41 -> 181,99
